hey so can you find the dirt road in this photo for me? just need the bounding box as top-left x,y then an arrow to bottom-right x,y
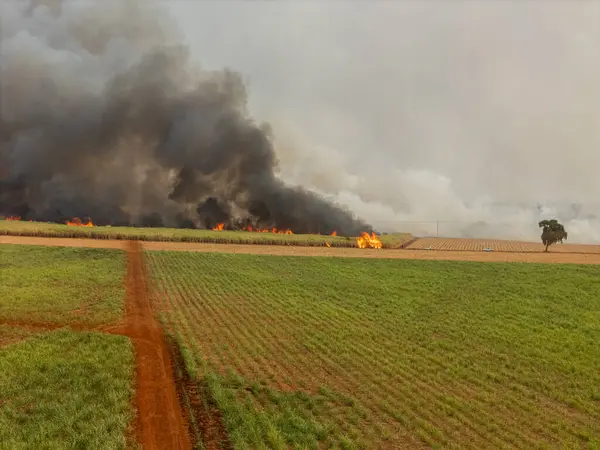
3,235 -> 600,264
124,241 -> 192,450
1,235 -> 125,248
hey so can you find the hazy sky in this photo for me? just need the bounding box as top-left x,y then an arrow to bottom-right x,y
164,1 -> 600,241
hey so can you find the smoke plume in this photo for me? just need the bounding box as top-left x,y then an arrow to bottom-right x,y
169,1 -> 600,244
0,0 -> 371,235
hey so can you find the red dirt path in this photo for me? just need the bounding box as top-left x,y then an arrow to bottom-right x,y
124,240 -> 191,450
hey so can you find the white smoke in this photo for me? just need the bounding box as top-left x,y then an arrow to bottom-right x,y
271,120 -> 599,243
167,1 -> 600,243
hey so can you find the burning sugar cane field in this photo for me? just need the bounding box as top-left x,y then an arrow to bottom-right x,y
2,1 -> 600,449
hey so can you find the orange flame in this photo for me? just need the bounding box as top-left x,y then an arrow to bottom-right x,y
214,224 -> 295,234
331,230 -> 337,236
5,216 -> 21,221
356,231 -> 382,249
66,217 -> 94,227
254,227 -> 293,234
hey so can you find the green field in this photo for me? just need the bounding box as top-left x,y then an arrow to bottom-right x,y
0,245 -> 135,449
0,244 -> 125,325
0,219 -> 412,248
0,328 -> 135,450
2,237 -> 599,449
0,324 -> 44,347
147,251 -> 600,449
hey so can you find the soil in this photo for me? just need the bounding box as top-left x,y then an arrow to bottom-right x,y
142,241 -> 600,264
406,237 -> 600,254
0,235 -> 125,249
124,240 -> 192,450
2,235 -> 599,264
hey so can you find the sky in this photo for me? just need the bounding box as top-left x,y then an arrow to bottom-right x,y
164,0 -> 600,242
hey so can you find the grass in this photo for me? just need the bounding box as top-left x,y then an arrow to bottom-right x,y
0,244 -> 125,325
0,329 -> 135,450
0,324 -> 45,348
146,251 -> 600,449
0,219 -> 411,248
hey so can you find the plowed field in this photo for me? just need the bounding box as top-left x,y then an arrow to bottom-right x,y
407,237 -> 600,254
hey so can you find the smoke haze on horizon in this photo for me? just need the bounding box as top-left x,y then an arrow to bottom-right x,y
168,0 -> 600,243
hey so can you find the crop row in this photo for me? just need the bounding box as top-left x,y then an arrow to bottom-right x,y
1,228 -> 359,247
146,251 -> 600,449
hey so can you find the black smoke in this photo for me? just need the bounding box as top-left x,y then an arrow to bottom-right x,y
0,0 -> 371,235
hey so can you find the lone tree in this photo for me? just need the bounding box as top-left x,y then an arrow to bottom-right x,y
538,219 -> 568,252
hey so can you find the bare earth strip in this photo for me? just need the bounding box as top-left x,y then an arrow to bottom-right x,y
124,241 -> 192,450
2,235 -> 599,264
0,235 -> 125,249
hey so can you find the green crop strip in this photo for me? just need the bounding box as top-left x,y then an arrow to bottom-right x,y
0,329 -> 135,450
0,244 -> 125,325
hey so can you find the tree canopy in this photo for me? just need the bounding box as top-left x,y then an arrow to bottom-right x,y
538,219 -> 568,252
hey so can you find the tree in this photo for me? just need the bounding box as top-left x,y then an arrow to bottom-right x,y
538,219 -> 568,252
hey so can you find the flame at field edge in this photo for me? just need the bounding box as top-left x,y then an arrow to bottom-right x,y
66,217 -> 94,227
213,223 -> 294,234
357,231 -> 382,249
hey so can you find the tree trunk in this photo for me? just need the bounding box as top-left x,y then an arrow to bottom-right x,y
544,243 -> 549,252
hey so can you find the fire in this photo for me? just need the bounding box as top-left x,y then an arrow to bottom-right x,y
217,223 -> 294,234
5,216 -> 21,221
356,231 -> 382,249
255,227 -> 293,234
331,230 -> 337,236
66,217 -> 94,227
